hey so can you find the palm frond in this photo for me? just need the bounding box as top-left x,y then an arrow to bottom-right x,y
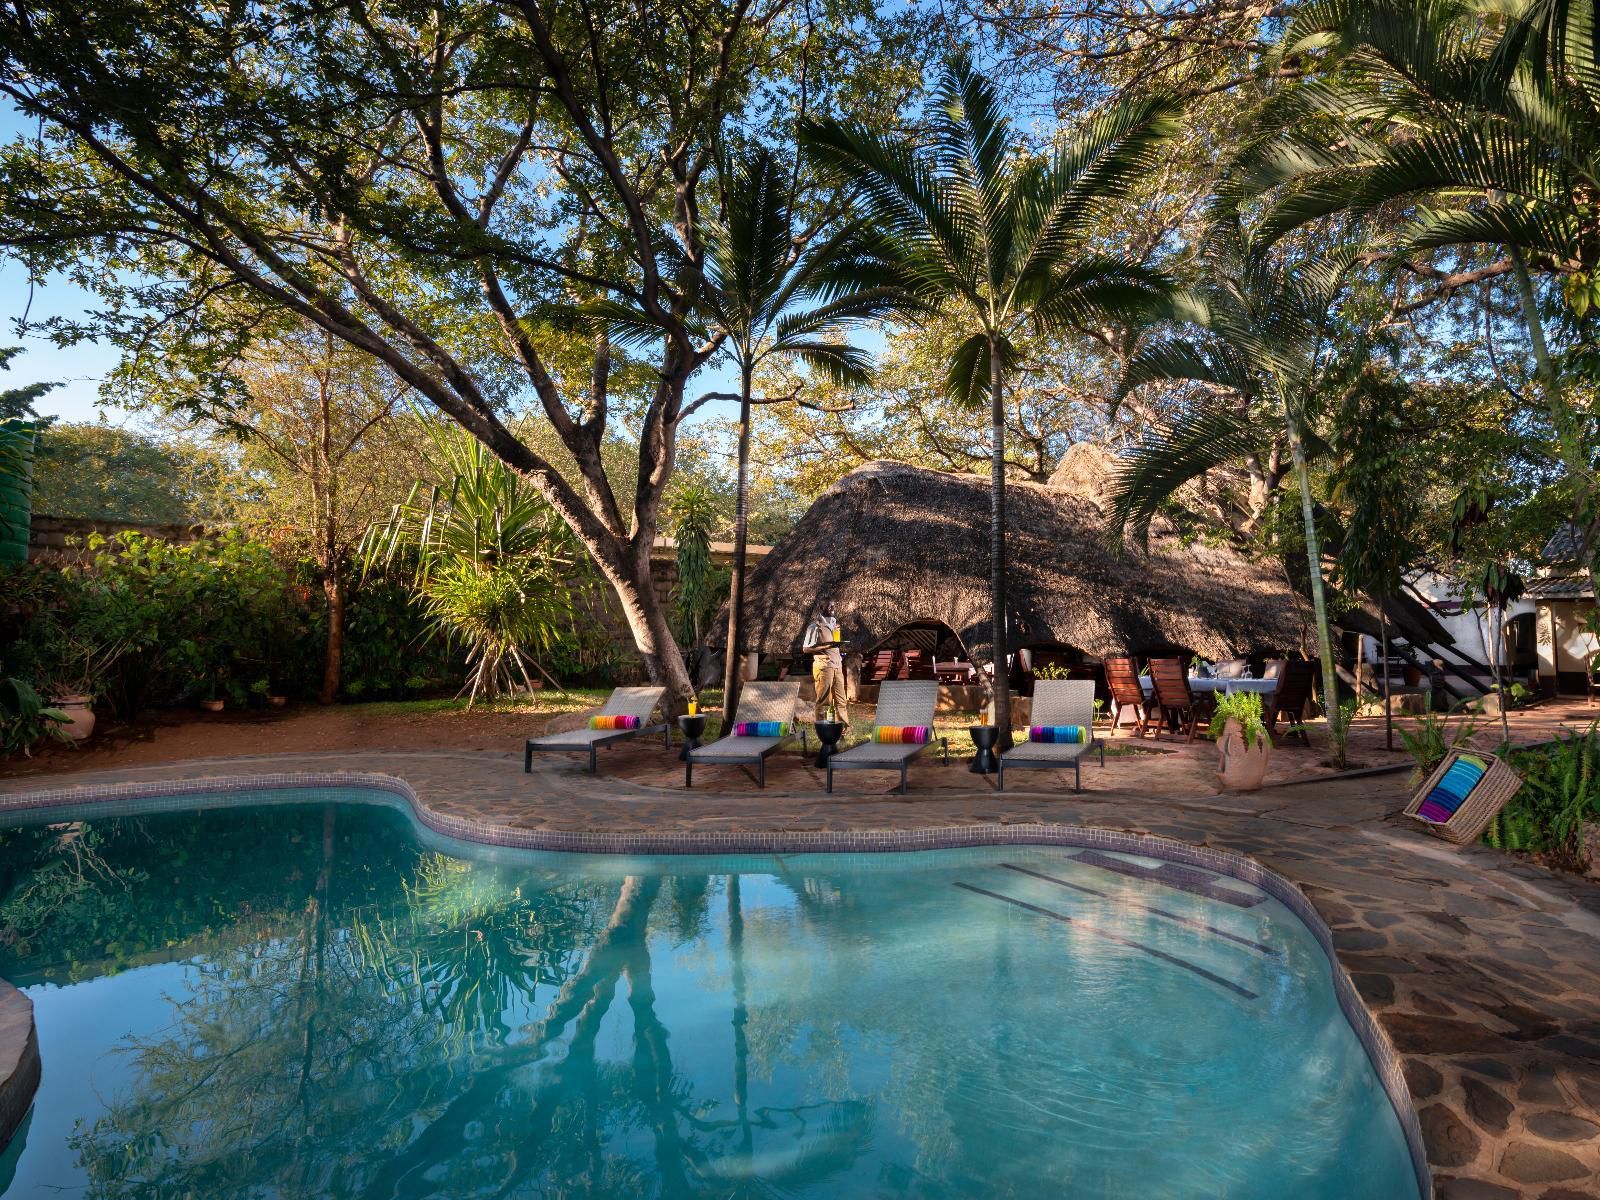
800,117 -> 981,303
944,332 -> 1020,409
1024,256 -> 1182,333
784,341 -> 876,388
1103,408 -> 1261,549
1013,93 -> 1183,286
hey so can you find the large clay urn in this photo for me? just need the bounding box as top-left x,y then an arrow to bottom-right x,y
1216,718 -> 1270,791
56,694 -> 96,741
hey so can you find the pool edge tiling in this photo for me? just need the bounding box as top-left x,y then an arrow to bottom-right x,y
0,770 -> 1432,1199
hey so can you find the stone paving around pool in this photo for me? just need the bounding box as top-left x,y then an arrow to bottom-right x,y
3,717 -> 1599,1198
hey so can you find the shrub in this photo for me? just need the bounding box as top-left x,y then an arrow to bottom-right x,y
1487,725 -> 1600,859
0,677 -> 68,756
69,531 -> 308,711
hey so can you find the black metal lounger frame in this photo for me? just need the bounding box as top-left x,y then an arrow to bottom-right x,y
524,722 -> 671,775
826,736 -> 950,795
684,728 -> 809,789
996,738 -> 1106,793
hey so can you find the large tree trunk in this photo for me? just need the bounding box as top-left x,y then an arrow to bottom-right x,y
604,551 -> 695,710
319,568 -> 346,705
1286,407 -> 1341,755
989,336 -> 1013,751
721,375 -> 754,725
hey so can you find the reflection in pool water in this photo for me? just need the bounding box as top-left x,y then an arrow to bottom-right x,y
0,791 -> 1419,1198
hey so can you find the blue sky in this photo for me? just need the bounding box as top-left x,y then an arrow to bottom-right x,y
0,265 -> 129,424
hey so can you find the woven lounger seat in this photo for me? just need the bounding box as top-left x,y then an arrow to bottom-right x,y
827,681 -> 948,795
1403,749 -> 1523,845
998,680 -> 1105,793
524,686 -> 668,775
685,680 -> 806,789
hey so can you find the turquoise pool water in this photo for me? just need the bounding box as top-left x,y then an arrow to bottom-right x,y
0,790 -> 1419,1199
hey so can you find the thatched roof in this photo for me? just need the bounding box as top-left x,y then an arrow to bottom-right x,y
710,460 -> 1314,666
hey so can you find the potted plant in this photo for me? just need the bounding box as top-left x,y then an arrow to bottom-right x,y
38,628 -> 125,741
1210,690 -> 1271,791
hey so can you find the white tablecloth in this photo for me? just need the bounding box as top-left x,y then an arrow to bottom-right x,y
1139,676 -> 1278,696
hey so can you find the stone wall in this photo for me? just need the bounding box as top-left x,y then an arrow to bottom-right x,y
27,513 -> 212,562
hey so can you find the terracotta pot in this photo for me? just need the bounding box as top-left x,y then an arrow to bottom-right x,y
1216,718 -> 1270,791
200,698 -> 225,713
57,695 -> 96,742
268,695 -> 288,708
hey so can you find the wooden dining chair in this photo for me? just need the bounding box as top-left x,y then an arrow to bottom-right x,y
1148,657 -> 1212,741
1103,656 -> 1151,737
1266,659 -> 1316,743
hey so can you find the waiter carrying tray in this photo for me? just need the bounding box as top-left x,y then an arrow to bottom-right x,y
803,599 -> 849,725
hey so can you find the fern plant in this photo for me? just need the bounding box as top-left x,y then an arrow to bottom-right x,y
1492,725 -> 1600,859
1398,698 -> 1480,784
1209,690 -> 1268,750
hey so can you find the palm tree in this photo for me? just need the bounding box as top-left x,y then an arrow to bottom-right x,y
802,54 -> 1183,747
698,148 -> 893,723
1233,0 -> 1600,597
1108,220 -> 1354,748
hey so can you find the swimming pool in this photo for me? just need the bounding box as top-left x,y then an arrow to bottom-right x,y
0,788 -> 1421,1198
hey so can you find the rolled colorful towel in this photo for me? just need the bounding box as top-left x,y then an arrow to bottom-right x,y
589,714 -> 641,731
872,726 -> 931,744
1028,725 -> 1088,744
1417,754 -> 1487,823
733,721 -> 790,737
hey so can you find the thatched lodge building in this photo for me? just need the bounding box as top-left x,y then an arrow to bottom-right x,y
704,454 -> 1316,689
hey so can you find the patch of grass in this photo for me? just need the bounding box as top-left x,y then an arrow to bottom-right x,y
349,689 -> 612,718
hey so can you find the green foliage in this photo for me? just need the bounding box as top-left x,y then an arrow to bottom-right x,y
0,677 -> 68,757
31,422 -> 222,523
1398,699 -> 1482,783
1209,689 -> 1268,750
1331,367 -> 1420,600
74,531 -> 306,711
668,480 -> 726,660
1488,726 -> 1600,858
362,426 -> 595,704
330,576 -> 456,701
1242,0 -> 1600,600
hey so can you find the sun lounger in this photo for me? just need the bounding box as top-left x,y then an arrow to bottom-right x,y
685,680 -> 806,789
523,686 -> 669,775
997,680 -> 1105,793
826,680 -> 948,795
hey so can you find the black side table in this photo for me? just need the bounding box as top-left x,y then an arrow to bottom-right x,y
968,724 -> 999,774
813,719 -> 846,768
677,714 -> 707,761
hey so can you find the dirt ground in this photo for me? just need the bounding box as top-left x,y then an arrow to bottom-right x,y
5,692 -> 1594,796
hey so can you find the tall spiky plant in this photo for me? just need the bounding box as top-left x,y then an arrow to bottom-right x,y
360,423 -> 592,706
802,54 -> 1184,747
1108,220 -> 1354,742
